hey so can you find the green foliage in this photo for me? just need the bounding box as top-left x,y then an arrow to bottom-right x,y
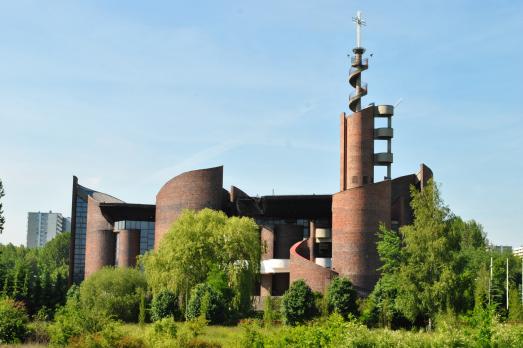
151,289 -> 179,322
142,209 -> 261,316
263,296 -> 278,326
326,277 -> 357,319
0,297 -> 29,344
281,280 -> 316,326
0,232 -> 70,315
48,294 -> 114,346
0,178 -> 5,234
367,180 -> 489,327
508,287 -> 523,322
152,317 -> 178,338
186,283 -> 225,324
79,267 -> 148,322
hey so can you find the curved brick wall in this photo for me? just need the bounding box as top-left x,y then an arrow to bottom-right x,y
289,239 -> 337,293
332,180 -> 391,294
117,229 -> 140,268
155,166 -> 223,249
274,224 -> 303,259
340,106 -> 375,190
85,196 -> 116,278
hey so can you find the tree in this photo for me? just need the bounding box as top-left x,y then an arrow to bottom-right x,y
0,178 -> 5,234
143,209 -> 260,315
367,179 -> 488,328
281,280 -> 316,325
0,298 -> 28,344
79,267 -> 148,322
151,290 -> 179,322
326,277 -> 358,319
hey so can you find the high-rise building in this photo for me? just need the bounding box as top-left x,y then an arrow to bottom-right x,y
513,246 -> 523,258
26,211 -> 69,248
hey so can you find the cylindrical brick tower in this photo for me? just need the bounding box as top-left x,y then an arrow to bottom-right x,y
116,229 -> 140,268
332,10 -> 394,295
85,196 -> 116,278
154,166 -> 223,249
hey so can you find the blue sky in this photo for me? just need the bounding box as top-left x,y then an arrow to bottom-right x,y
0,1 -> 521,247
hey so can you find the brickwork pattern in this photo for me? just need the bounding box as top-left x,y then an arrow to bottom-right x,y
332,180 -> 391,294
289,239 -> 337,293
85,197 -> 116,278
117,229 -> 140,268
155,166 -> 223,249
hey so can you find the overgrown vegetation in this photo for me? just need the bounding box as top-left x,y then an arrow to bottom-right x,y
142,208 -> 261,317
1,181 -> 523,347
0,232 -> 70,317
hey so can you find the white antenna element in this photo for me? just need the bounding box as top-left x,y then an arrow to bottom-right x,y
352,10 -> 366,48
394,98 -> 403,108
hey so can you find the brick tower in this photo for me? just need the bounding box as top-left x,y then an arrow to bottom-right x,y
332,11 -> 394,295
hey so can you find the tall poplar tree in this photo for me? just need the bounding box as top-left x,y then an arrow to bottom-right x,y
0,178 -> 5,234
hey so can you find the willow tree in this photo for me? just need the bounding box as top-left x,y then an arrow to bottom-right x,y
142,209 -> 261,315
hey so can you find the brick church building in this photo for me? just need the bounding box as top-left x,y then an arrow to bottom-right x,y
68,12 -> 432,297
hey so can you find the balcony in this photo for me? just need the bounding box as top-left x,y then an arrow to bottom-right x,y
374,127 -> 393,140
374,152 -> 393,166
374,104 -> 394,117
315,228 -> 331,239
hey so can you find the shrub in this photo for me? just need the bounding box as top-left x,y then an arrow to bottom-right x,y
26,321 -> 50,345
151,289 -> 179,322
263,296 -> 277,326
79,267 -> 148,322
326,277 -> 357,319
48,296 -> 113,346
0,298 -> 29,344
281,280 -> 316,326
186,283 -> 225,324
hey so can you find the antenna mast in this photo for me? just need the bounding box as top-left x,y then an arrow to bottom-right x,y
348,10 -> 368,113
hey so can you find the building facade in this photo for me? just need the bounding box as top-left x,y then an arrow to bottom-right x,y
27,211 -> 70,248
513,246 -> 523,258
69,12 -> 433,296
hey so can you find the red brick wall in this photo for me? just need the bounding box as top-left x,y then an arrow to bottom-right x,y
85,197 -> 116,278
341,106 -> 375,191
289,239 -> 337,293
154,166 -> 223,250
261,226 -> 275,260
116,229 -> 140,268
332,180 -> 391,294
274,224 -> 303,259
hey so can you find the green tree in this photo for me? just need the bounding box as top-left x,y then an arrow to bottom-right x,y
0,298 -> 28,344
367,180 -> 488,328
79,267 -> 148,322
143,209 -> 260,315
281,280 -> 316,326
0,178 -> 5,234
151,289 -> 179,322
326,277 -> 358,319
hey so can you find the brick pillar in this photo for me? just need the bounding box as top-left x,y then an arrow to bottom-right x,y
261,226 -> 274,260
117,229 -> 140,268
85,230 -> 116,278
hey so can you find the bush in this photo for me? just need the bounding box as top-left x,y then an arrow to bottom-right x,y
326,277 -> 357,319
79,267 -> 148,322
0,298 -> 29,344
281,280 -> 316,326
186,283 -> 225,324
48,296 -> 113,346
151,290 -> 179,322
26,321 -> 50,345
